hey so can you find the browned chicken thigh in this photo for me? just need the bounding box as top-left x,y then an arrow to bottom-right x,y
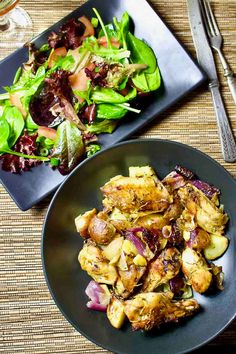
101,174 -> 172,213
124,292 -> 199,331
142,247 -> 182,292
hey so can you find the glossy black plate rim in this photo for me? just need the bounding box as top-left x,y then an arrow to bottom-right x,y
42,138 -> 236,354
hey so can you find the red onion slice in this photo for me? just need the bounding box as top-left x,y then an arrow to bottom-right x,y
190,179 -> 220,199
126,230 -> 145,255
86,301 -> 107,312
85,280 -> 110,311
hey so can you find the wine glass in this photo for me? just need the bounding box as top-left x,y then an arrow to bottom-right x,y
0,0 -> 33,60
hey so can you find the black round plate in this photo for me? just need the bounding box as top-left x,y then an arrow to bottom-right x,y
42,139 -> 236,354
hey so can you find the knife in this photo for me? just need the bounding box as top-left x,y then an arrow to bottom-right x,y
187,0 -> 236,162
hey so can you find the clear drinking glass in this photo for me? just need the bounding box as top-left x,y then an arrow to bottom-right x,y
0,0 -> 33,60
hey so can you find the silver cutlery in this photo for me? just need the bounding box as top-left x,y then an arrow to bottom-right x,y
187,0 -> 236,162
201,0 -> 236,104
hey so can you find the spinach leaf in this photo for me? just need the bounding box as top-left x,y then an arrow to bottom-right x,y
86,119 -> 117,134
97,103 -> 127,119
74,81 -> 92,105
0,118 -> 10,152
52,121 -> 85,174
2,106 -> 24,147
127,32 -> 157,74
91,87 -> 136,104
132,66 -> 161,92
25,113 -> 38,131
131,72 -> 149,92
145,66 -> 161,91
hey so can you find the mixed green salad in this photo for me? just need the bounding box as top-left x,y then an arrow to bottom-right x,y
0,9 -> 161,174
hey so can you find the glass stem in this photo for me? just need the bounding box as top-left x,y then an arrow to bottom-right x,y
0,14 -> 10,31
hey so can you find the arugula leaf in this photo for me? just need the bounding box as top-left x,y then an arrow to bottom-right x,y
2,106 -> 24,147
13,67 -> 22,85
82,38 -> 130,61
86,119 -> 117,134
113,12 -> 130,50
49,55 -> 75,73
93,7 -> 111,48
98,24 -> 118,40
0,92 -> 9,101
39,43 -> 50,52
127,32 -> 157,74
91,17 -> 99,28
52,121 -> 85,174
97,103 -> 127,119
91,87 -> 136,104
7,66 -> 46,97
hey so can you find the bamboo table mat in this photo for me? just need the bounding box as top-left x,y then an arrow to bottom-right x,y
0,0 -> 236,352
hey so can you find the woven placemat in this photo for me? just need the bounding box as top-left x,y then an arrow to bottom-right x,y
0,0 -> 236,353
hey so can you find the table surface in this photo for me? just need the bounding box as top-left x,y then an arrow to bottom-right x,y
0,0 -> 236,353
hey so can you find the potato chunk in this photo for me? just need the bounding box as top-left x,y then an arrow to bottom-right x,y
107,296 -> 126,329
88,215 -> 116,245
75,208 -> 97,237
204,234 -> 229,260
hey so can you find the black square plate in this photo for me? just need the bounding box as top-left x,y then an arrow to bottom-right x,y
0,0 -> 205,211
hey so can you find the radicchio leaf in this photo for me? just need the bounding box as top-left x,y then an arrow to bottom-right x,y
80,103 -> 97,124
0,130 -> 40,173
85,63 -> 109,87
48,18 -> 85,50
29,70 -> 84,129
24,43 -> 50,74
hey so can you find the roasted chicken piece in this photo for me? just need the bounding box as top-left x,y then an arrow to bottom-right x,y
78,242 -> 117,285
182,248 -> 212,293
118,264 -> 146,297
142,247 -> 182,292
178,184 -> 228,234
163,195 -> 183,222
101,174 -> 172,213
135,213 -> 168,231
124,292 -> 199,331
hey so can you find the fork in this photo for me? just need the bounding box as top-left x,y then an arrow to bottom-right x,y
200,0 -> 236,104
